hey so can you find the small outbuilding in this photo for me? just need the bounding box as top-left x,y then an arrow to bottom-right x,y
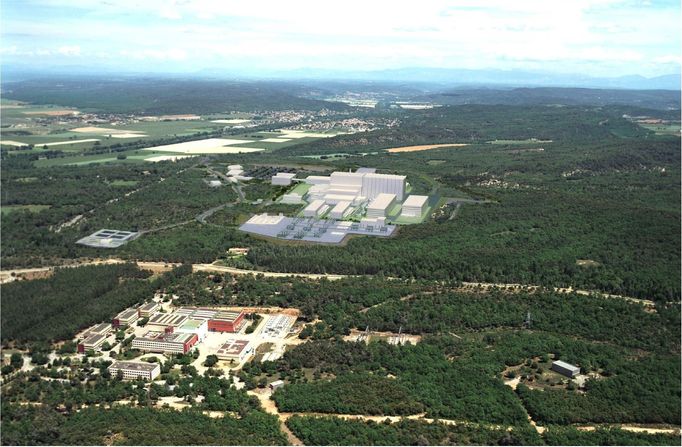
552,360 -> 580,378
269,379 -> 285,390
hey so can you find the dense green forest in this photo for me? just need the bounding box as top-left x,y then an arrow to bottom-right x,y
2,77 -> 348,113
241,331 -> 680,426
286,415 -> 543,446
1,404 -> 286,445
286,416 -> 680,446
273,373 -> 424,415
1,264 -> 190,345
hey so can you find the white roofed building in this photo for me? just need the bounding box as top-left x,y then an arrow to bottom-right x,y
303,199 -> 329,217
366,193 -> 396,218
272,173 -> 296,186
330,201 -> 353,219
401,195 -> 429,217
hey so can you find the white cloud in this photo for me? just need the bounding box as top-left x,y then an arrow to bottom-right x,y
57,45 -> 81,56
1,0 -> 679,76
119,48 -> 187,61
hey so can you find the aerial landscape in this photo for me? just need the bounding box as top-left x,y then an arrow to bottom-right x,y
0,1 -> 680,446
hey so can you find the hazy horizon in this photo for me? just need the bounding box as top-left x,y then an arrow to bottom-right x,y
2,0 -> 680,79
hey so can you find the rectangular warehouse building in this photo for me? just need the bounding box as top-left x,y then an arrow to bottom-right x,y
329,201 -> 352,219
303,199 -> 329,217
552,360 -> 580,378
88,322 -> 112,336
401,195 -> 429,217
271,172 -> 296,186
138,302 -> 160,317
132,331 -> 198,354
113,308 -> 139,328
108,361 -> 160,381
366,193 -> 396,218
208,311 -> 246,333
78,333 -> 107,353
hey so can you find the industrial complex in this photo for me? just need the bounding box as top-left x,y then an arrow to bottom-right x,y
239,167 -> 434,243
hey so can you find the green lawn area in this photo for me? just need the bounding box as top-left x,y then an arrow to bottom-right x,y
288,183 -> 312,196
108,180 -> 139,187
639,123 -> 681,135
488,139 -> 552,145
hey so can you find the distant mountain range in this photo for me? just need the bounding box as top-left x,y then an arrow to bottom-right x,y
3,64 -> 680,91
249,67 -> 681,91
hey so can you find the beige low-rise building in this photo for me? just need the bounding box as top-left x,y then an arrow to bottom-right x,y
108,361 -> 160,381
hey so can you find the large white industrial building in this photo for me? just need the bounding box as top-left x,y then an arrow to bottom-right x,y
304,169 -> 406,207
303,199 -> 329,217
366,193 -> 397,218
329,201 -> 353,219
401,195 -> 429,217
271,172 -> 296,186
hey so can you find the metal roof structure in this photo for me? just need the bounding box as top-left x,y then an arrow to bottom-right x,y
76,229 -> 140,248
552,360 -> 580,372
108,361 -> 159,372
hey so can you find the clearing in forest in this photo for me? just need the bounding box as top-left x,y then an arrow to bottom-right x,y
386,143 -> 468,153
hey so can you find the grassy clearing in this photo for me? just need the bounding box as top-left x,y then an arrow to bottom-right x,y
639,123 -> 681,136
1,204 -> 51,215
108,180 -> 139,187
488,139 -> 553,145
288,183 -> 312,196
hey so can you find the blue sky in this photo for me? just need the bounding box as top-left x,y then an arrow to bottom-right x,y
1,0 -> 680,77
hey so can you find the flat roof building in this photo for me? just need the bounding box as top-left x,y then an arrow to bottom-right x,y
243,213 -> 286,228
176,318 -> 209,341
113,308 -> 139,328
401,195 -> 429,217
89,322 -> 112,336
147,312 -> 189,329
132,331 -> 198,355
366,193 -> 396,218
272,172 -> 297,186
552,360 -> 580,378
78,333 -> 108,353
303,199 -> 329,217
138,302 -> 160,318
216,339 -> 253,362
329,201 -> 353,219
174,307 -> 247,333
108,361 -> 160,381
